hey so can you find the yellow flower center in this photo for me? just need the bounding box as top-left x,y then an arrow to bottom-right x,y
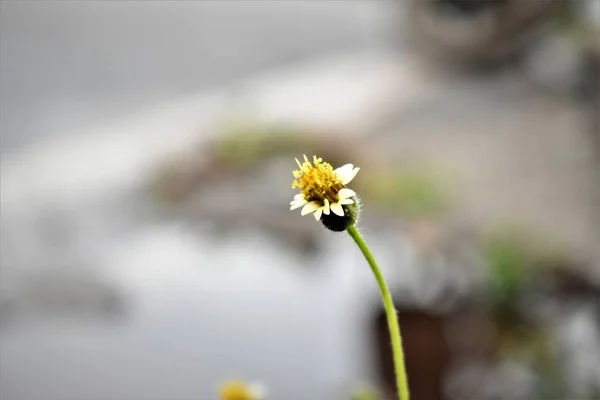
292,155 -> 344,205
219,381 -> 257,400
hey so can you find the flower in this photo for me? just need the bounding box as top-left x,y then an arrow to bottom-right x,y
290,155 -> 360,231
219,380 -> 266,400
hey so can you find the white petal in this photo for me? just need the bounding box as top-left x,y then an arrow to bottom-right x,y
300,201 -> 320,216
290,199 -> 307,210
314,207 -> 323,221
293,193 -> 304,200
330,202 -> 344,216
322,198 -> 330,215
290,196 -> 307,208
335,164 -> 360,185
339,198 -> 354,205
334,163 -> 353,177
337,188 -> 356,199
343,168 -> 360,184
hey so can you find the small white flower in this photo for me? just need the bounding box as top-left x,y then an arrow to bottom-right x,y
290,155 -> 359,221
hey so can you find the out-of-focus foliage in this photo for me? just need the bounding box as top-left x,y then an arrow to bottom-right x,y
350,386 -> 381,400
153,121 -> 452,222
550,1 -> 600,52
211,118 -> 357,170
477,226 -> 578,398
361,167 -> 450,220
213,121 -> 313,168
483,227 -> 534,303
482,225 -> 568,305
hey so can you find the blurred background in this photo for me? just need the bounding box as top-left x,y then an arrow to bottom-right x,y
1,1 -> 599,399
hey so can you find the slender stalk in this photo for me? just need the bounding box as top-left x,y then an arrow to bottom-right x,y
346,225 -> 410,400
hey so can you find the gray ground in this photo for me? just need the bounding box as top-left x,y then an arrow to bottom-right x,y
0,0 -> 399,152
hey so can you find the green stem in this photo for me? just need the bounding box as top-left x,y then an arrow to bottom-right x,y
347,225 -> 410,400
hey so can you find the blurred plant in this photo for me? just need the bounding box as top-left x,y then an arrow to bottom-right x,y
479,224 -> 575,398
213,121 -> 307,169
350,386 -> 382,400
154,121 -> 451,223
212,118 -> 354,170
482,225 -> 569,310
483,227 -> 534,308
289,155 -> 410,400
549,1 -> 600,53
361,167 -> 450,220
152,121 -> 357,206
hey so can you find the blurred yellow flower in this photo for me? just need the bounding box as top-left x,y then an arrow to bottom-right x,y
219,380 -> 266,400
290,155 -> 359,221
